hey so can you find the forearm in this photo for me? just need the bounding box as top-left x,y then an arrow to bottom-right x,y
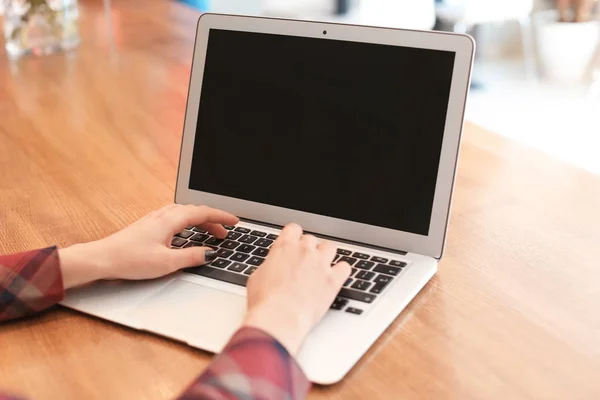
0,246 -> 64,322
58,242 -> 109,289
177,327 -> 311,400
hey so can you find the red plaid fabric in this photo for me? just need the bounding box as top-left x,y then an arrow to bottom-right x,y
178,327 -> 311,400
0,247 -> 310,400
0,247 -> 64,322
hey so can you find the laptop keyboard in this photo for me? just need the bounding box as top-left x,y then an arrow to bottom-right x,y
173,225 -> 407,314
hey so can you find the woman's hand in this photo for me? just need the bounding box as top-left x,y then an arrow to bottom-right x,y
59,204 -> 239,289
243,223 -> 351,355
60,208 -> 350,355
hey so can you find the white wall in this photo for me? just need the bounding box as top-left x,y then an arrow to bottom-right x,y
263,0 -> 335,16
212,0 -> 556,59
476,0 -> 550,58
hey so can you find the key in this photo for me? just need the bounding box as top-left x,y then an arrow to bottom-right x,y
216,248 -> 234,258
205,237 -> 225,246
345,307 -> 363,315
185,266 -> 248,286
171,237 -> 186,247
350,268 -> 358,276
371,256 -> 389,263
266,234 -> 279,240
337,249 -> 352,256
244,266 -> 258,275
356,270 -> 375,281
235,227 -> 251,233
211,259 -> 231,269
352,252 -> 370,260
373,264 -> 402,276
237,244 -> 256,253
338,288 -> 376,303
255,238 -> 273,248
183,241 -> 203,248
226,231 -> 242,240
231,252 -> 250,262
339,256 -> 357,266
250,230 -> 267,237
193,227 -> 208,233
189,233 -> 209,243
390,260 -> 407,267
247,256 -> 264,266
374,274 -> 393,284
239,235 -> 258,244
355,260 -> 374,270
224,225 -> 236,230
227,262 -> 248,273
176,230 -> 194,239
220,240 -> 241,250
351,280 -> 371,291
330,297 -> 348,310
344,278 -> 352,287
371,274 -> 393,294
253,248 -> 269,257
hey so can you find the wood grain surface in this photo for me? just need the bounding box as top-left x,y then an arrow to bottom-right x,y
1,1 -> 600,399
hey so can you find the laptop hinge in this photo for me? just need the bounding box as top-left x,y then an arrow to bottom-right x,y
239,217 -> 408,256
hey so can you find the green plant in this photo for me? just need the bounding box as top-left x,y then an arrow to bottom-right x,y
557,0 -> 598,22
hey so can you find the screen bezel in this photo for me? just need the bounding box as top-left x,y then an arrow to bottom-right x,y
175,14 -> 474,259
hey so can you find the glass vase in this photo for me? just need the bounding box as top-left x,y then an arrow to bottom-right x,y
3,0 -> 80,59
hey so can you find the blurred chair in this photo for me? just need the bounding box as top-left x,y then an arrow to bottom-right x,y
436,0 -> 536,78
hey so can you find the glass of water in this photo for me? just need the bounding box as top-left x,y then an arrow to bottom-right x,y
3,0 -> 80,59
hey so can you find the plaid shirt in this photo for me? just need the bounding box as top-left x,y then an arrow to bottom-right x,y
0,247 -> 310,400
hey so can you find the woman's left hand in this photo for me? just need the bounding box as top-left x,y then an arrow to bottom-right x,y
58,204 -> 239,289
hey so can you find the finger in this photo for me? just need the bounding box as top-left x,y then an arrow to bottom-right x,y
317,241 -> 337,264
170,205 -> 239,232
166,246 -> 217,272
273,223 -> 303,247
330,261 -> 352,289
300,234 -> 318,249
195,222 -> 228,239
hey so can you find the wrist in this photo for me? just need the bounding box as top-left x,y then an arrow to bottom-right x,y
59,241 -> 111,289
243,304 -> 314,356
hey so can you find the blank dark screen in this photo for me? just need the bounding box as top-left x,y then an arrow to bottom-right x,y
189,29 -> 455,236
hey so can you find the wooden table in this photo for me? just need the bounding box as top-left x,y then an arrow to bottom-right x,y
1,1 -> 600,399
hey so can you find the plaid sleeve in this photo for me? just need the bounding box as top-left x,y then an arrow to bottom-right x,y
0,246 -> 64,322
178,327 -> 311,400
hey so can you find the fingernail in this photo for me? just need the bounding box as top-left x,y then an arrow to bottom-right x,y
205,250 -> 217,263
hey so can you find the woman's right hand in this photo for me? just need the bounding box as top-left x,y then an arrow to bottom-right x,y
243,223 -> 351,355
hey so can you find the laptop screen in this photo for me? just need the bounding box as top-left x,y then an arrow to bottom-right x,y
189,29 -> 455,236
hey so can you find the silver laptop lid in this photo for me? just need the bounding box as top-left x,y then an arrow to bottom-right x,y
176,14 -> 474,258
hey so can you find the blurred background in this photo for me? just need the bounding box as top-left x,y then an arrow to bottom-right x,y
2,0 -> 599,174
180,0 -> 600,175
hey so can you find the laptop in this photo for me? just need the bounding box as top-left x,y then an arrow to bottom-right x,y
62,14 -> 474,384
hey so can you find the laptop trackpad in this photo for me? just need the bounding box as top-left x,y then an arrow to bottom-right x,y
131,278 -> 247,352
